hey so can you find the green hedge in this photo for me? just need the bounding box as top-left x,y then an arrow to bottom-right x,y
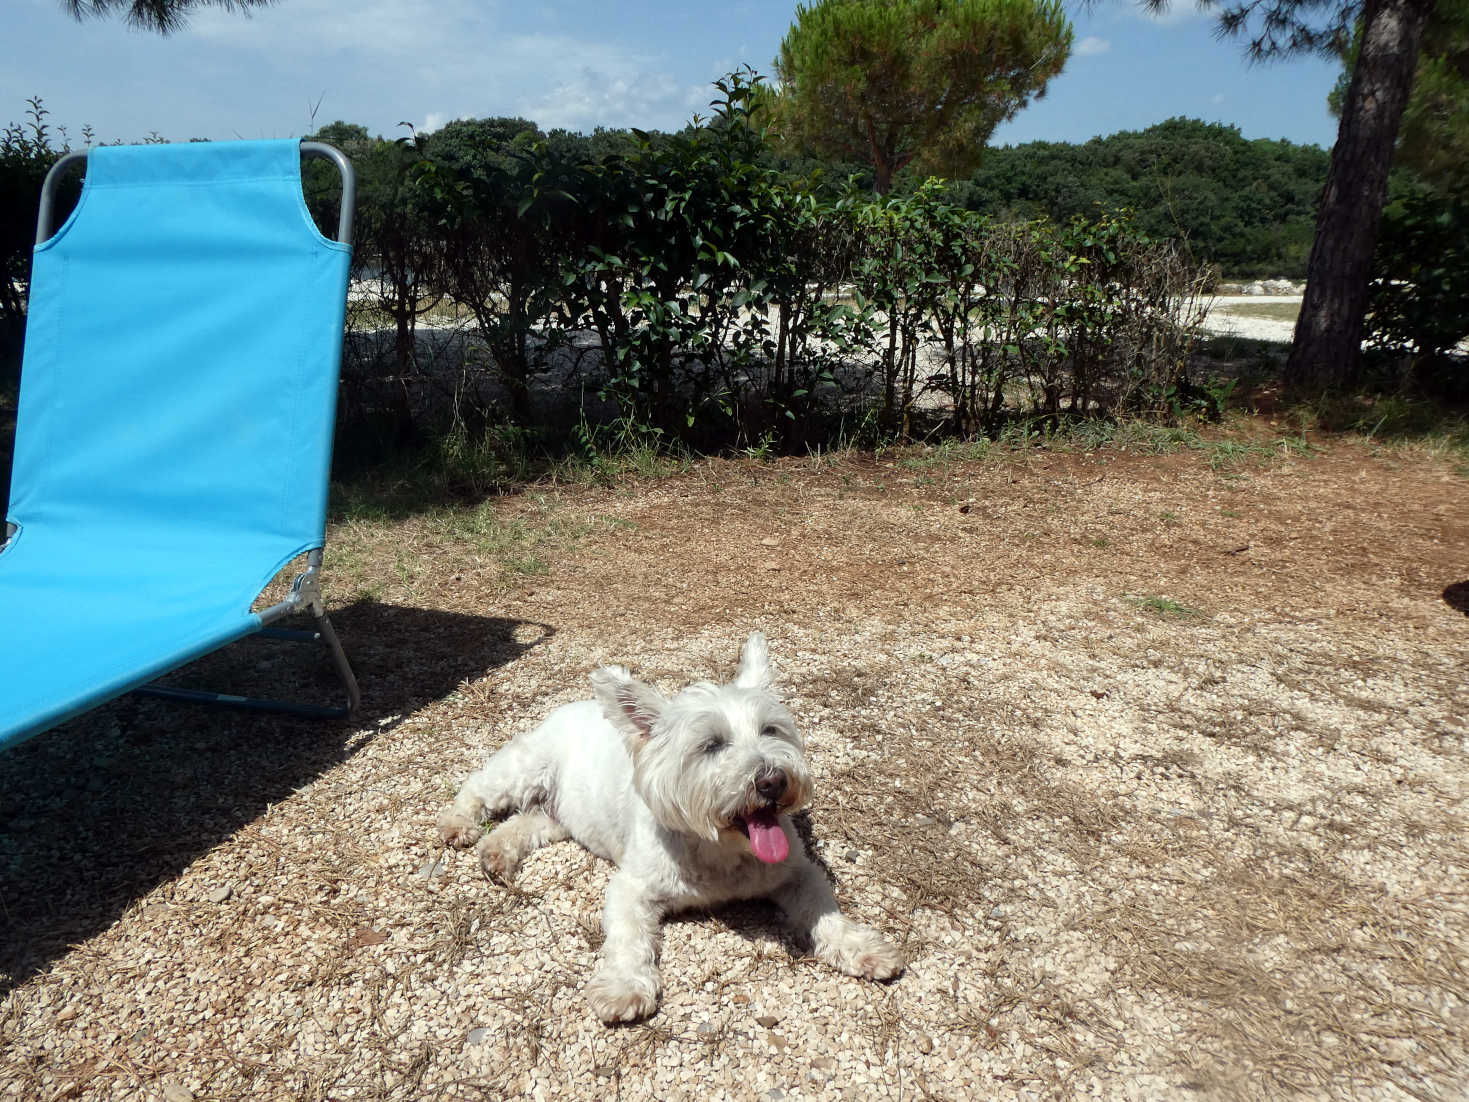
4,78 -> 1216,468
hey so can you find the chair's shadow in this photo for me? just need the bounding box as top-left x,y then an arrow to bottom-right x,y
0,600 -> 551,997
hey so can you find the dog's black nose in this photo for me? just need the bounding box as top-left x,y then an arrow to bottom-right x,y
755,769 -> 787,803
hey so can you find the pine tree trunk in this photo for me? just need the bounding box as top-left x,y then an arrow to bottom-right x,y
1286,0 -> 1436,391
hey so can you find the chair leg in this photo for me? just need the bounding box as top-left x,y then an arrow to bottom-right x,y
313,609 -> 362,715
134,610 -> 360,720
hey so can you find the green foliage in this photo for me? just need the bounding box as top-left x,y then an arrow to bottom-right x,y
850,184 -> 1212,434
1127,594 -> 1204,619
1364,184 -> 1469,365
1,99 -> 77,384
420,116 -> 579,425
958,117 -> 1328,278
539,71 -> 878,448
773,0 -> 1072,193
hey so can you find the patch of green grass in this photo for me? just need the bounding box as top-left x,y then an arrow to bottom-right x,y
892,415 -> 1211,469
1127,594 -> 1206,619
1290,392 -> 1469,463
552,442 -> 689,488
1079,418 -> 1206,455
323,538 -> 380,600
1207,439 -> 1273,470
504,553 -> 550,576
429,499 -> 596,563
330,414 -> 695,521
331,423 -> 541,521
1206,434 -> 1315,471
330,491 -> 633,598
553,414 -> 693,488
896,437 -> 994,469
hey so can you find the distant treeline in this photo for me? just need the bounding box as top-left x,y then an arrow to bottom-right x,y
951,118 -> 1330,279
761,116 -> 1329,279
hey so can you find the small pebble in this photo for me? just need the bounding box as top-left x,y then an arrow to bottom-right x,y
467,1027 -> 491,1045
207,885 -> 232,904
418,855 -> 449,880
756,1015 -> 780,1029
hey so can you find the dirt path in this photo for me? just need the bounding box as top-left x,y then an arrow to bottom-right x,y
2,431 -> 1466,1101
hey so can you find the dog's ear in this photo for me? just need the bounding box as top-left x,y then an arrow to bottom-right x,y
734,631 -> 773,691
590,665 -> 666,741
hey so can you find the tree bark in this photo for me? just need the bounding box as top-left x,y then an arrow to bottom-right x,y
1286,0 -> 1436,391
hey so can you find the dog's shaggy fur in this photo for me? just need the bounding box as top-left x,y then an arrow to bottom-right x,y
438,632 -> 904,1023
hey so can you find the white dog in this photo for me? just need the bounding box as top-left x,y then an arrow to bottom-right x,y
437,632 -> 904,1023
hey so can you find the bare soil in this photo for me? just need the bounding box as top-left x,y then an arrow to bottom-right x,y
2,427 -> 1466,1101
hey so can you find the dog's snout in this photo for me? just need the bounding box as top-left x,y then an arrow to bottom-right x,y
755,769 -> 788,804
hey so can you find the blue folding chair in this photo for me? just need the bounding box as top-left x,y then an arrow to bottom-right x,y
0,139 -> 361,751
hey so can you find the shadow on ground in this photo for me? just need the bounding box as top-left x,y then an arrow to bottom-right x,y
0,600 -> 552,996
1444,581 -> 1469,616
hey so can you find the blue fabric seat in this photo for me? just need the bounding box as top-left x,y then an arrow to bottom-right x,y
1,139 -> 358,749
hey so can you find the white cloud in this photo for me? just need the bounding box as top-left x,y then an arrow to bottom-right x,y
1075,36 -> 1110,57
517,67 -> 709,132
184,2 -> 715,135
417,111 -> 475,135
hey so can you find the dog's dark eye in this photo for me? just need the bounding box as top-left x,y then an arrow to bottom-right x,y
700,736 -> 726,754
760,724 -> 783,740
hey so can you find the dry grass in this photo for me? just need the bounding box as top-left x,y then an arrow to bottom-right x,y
2,423 -> 1467,1101
1216,301 -> 1303,324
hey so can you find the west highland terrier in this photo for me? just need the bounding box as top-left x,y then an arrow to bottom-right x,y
437,631 -> 904,1023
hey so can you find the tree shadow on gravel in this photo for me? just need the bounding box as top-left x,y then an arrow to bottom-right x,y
0,600 -> 553,996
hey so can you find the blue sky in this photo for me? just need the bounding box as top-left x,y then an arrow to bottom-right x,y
3,0 -> 1344,150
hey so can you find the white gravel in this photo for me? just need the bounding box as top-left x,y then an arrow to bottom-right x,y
1,434 -> 1465,1102
1199,296 -> 1301,343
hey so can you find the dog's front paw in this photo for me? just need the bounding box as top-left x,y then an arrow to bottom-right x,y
437,808 -> 484,849
819,924 -> 905,982
586,966 -> 660,1024
475,833 -> 521,884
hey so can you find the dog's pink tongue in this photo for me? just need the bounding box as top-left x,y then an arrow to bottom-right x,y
745,809 -> 789,863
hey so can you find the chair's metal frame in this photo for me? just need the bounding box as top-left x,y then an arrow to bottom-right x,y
28,141 -> 362,720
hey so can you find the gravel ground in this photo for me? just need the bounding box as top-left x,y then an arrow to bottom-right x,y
2,431 -> 1466,1101
1200,297 -> 1301,344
